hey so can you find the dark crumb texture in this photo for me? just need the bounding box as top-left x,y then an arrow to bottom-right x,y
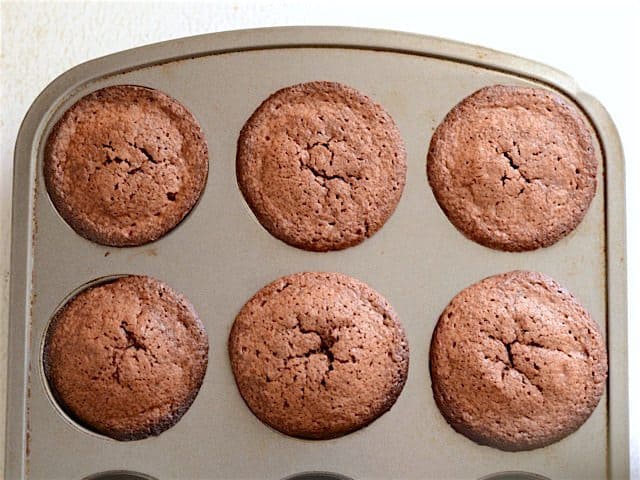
43,276 -> 209,441
237,81 -> 407,252
430,271 -> 607,451
229,272 -> 409,439
44,85 -> 209,247
427,85 -> 597,251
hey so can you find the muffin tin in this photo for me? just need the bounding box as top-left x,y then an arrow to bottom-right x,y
6,27 -> 628,479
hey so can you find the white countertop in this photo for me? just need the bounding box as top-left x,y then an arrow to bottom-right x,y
1,1 -> 638,478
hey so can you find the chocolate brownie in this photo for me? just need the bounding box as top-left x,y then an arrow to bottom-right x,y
427,85 -> 597,251
237,81 -> 406,251
44,85 -> 208,246
430,271 -> 607,451
43,275 -> 208,440
229,272 -> 409,439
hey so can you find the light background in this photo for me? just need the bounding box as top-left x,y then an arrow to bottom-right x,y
1,1 -> 638,478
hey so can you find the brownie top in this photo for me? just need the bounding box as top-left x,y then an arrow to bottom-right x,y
229,271 -> 409,439
44,275 -> 209,440
44,85 -> 209,246
430,270 -> 607,451
237,81 -> 406,251
428,85 -> 597,251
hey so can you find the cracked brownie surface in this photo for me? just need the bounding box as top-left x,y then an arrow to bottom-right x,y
44,85 -> 209,246
430,270 -> 607,451
237,81 -> 406,251
228,272 -> 409,439
43,275 -> 208,440
427,85 -> 597,251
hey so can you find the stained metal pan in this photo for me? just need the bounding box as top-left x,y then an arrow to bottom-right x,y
6,27 -> 628,479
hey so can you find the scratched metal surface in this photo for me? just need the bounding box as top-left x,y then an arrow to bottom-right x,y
6,28 -> 628,480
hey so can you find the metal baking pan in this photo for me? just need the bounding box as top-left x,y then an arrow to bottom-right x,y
6,27 -> 628,479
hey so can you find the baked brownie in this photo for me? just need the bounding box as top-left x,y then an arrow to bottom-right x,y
229,272 -> 409,439
43,275 -> 208,440
427,85 -> 597,251
430,270 -> 607,451
44,85 -> 208,246
237,81 -> 406,251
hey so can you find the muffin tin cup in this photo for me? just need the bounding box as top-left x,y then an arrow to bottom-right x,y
7,27 -> 628,479
82,472 -> 159,480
